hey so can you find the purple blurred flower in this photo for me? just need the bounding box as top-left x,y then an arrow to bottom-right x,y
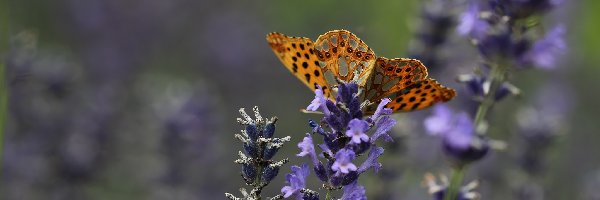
281,164 -> 310,199
424,105 -> 489,164
424,105 -> 454,136
332,149 -> 358,175
341,181 -> 367,200
457,74 -> 521,101
521,25 -> 567,69
457,2 -> 489,39
445,113 -> 475,150
346,119 -> 370,144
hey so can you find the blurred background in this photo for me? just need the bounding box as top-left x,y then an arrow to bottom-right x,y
2,0 -> 600,199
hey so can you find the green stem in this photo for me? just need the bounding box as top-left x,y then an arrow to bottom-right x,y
444,166 -> 466,200
474,62 -> 508,134
0,0 -> 10,180
325,190 -> 331,200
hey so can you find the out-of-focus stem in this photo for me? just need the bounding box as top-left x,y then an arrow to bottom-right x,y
0,0 -> 10,177
474,62 -> 508,134
444,165 -> 466,200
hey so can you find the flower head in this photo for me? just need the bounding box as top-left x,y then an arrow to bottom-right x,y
281,164 -> 310,199
298,82 -> 395,189
521,25 -> 566,69
457,2 -> 489,39
424,105 -> 454,136
340,181 -> 367,200
297,134 -> 319,166
332,148 -> 357,174
306,85 -> 330,115
345,119 -> 370,144
424,106 -> 489,164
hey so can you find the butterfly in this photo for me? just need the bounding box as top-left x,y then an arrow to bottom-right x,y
266,30 -> 455,113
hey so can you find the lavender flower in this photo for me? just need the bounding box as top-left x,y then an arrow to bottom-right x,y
306,85 -> 329,115
297,133 -> 319,166
457,73 -> 521,102
345,119 -> 370,144
332,149 -> 358,175
457,2 -> 488,40
424,105 -> 489,165
456,0 -> 566,68
281,164 -> 310,199
340,181 -> 367,200
520,25 -> 567,69
293,82 -> 396,194
226,107 -> 290,200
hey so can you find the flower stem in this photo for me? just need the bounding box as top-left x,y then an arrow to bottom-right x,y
474,62 -> 508,134
325,190 -> 331,200
0,0 -> 9,177
444,165 -> 466,200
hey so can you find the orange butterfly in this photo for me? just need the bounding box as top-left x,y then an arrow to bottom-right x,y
266,30 -> 455,113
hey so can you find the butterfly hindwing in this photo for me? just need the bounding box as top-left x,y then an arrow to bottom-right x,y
382,79 -> 456,112
363,57 -> 429,102
313,30 -> 376,86
266,32 -> 333,98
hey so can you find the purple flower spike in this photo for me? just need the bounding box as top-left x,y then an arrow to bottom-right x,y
306,85 -> 330,115
424,105 -> 454,136
444,113 -> 474,150
281,163 -> 310,199
346,119 -> 370,144
297,134 -> 319,166
358,146 -> 384,173
370,98 -> 393,121
341,181 -> 367,200
457,2 -> 488,39
332,149 -> 357,174
522,25 -> 566,69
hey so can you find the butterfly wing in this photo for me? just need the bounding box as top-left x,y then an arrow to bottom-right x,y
363,57 -> 429,101
313,30 -> 377,86
364,58 -> 455,113
267,32 -> 333,98
381,79 -> 456,112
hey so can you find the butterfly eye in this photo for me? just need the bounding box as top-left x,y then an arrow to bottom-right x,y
347,48 -> 353,53
365,55 -> 370,59
325,52 -> 331,58
355,52 -> 362,57
340,41 -> 345,47
332,47 -> 337,53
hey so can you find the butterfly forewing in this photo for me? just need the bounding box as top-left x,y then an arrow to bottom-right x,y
266,33 -> 333,98
313,30 -> 376,86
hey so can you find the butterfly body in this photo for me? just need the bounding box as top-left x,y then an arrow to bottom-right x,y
266,30 -> 455,113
